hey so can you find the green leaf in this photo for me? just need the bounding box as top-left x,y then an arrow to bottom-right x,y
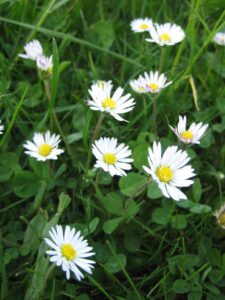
169,254 -> 200,273
89,20 -> 114,49
57,192 -> 71,215
152,208 -> 171,225
103,217 -> 121,234
132,144 -> 148,170
119,172 -> 147,197
189,204 -> 212,214
23,211 -> 47,253
125,200 -> 140,219
102,192 -> 123,215
13,171 -> 40,198
147,181 -> 163,199
170,214 -> 187,229
104,254 -> 126,274
192,179 -> 202,202
173,279 -> 191,294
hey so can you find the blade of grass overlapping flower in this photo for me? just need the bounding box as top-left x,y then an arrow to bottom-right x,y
37,39 -> 74,159
0,85 -> 29,147
25,193 -> 71,300
0,17 -> 143,68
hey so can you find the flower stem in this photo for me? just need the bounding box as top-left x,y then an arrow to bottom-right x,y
151,94 -> 158,136
85,113 -> 105,174
43,79 -> 74,159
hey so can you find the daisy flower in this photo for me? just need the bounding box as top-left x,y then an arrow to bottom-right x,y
129,77 -> 148,94
92,137 -> 133,176
213,32 -> 225,46
130,18 -> 153,33
169,115 -> 208,145
45,225 -> 95,280
146,23 -> 185,46
143,142 -> 195,201
87,83 -> 135,122
130,71 -> 172,93
215,204 -> 225,229
0,120 -> 4,135
36,55 -> 53,74
19,39 -> 43,60
23,131 -> 64,161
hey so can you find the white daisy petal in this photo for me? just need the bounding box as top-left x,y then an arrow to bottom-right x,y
170,115 -> 208,145
146,22 -> 185,46
92,137 -> 133,177
213,32 -> 225,46
18,39 -> 43,60
44,225 -> 95,281
130,71 -> 172,94
130,18 -> 153,33
23,131 -> 64,161
143,142 -> 195,201
86,82 -> 135,122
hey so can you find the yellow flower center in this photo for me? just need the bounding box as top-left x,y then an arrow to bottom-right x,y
61,244 -> 77,261
217,211 -> 225,227
38,143 -> 52,157
138,86 -> 145,92
148,83 -> 159,91
47,67 -> 52,75
102,98 -> 116,110
156,165 -> 173,183
160,33 -> 171,42
181,130 -> 193,140
103,153 -> 117,164
140,23 -> 149,29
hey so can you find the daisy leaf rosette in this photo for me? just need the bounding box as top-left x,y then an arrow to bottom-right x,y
45,225 -> 95,280
143,142 -> 195,201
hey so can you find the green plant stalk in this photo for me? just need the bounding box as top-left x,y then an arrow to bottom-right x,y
106,241 -> 143,300
0,17 -> 143,68
85,113 -> 105,174
88,275 -> 114,300
44,78 -> 74,159
0,85 -> 28,147
14,0 -> 57,64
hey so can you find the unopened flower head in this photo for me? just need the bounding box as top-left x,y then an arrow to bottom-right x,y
87,83 -> 135,122
36,55 -> 53,74
92,137 -> 133,176
0,120 -> 4,135
146,23 -> 185,46
213,32 -> 225,46
215,204 -> 225,229
45,225 -> 95,280
130,18 -> 153,33
169,115 -> 208,144
23,131 -> 64,161
130,71 -> 172,94
143,142 -> 195,201
19,39 -> 43,60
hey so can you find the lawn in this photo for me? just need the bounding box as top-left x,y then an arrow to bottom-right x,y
0,0 -> 225,299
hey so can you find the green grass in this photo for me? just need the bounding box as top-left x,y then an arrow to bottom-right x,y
1,0 -> 225,299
